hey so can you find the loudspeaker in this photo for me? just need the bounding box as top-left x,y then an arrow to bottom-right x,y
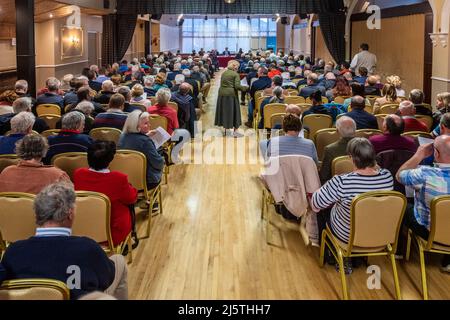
280,17 -> 289,25
103,0 -> 110,9
151,14 -> 162,20
177,18 -> 184,26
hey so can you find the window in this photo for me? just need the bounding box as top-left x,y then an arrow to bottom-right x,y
182,17 -> 277,53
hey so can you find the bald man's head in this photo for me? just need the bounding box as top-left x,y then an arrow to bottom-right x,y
350,95 -> 365,110
435,135 -> 450,163
179,82 -> 191,95
383,114 -> 404,135
285,104 -> 302,117
336,116 -> 356,138
399,100 -> 415,117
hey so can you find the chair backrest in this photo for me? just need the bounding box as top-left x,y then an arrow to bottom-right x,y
314,128 -> 339,161
354,129 -> 383,139
0,154 -> 20,174
149,96 -> 157,105
89,127 -> 122,144
0,279 -> 69,300
270,113 -> 285,130
302,114 -> 333,139
284,96 -> 305,105
401,131 -> 433,139
428,196 -> 450,248
255,95 -> 271,114
51,152 -> 88,181
149,115 -> 168,131
129,103 -> 146,112
416,115 -> 433,132
40,129 -> 61,138
295,103 -> 312,114
39,114 -> 61,130
332,156 -> 353,176
36,104 -> 61,117
379,104 -> 399,114
264,103 -> 287,129
0,193 -> 36,246
254,90 -> 264,100
376,149 -> 415,194
375,114 -> 389,131
334,96 -> 350,104
349,104 -> 374,114
167,101 -> 178,112
286,89 -> 299,96
71,191 -> 114,251
366,95 -> 381,107
109,150 -> 147,192
349,191 -> 406,252
421,103 -> 433,112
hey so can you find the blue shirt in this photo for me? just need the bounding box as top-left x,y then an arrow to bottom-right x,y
0,133 -> 25,154
44,131 -> 94,164
346,109 -> 378,130
399,164 -> 450,229
262,135 -> 318,163
298,84 -> 326,99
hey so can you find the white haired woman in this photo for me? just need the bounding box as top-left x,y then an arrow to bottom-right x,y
214,59 -> 248,137
148,88 -> 179,135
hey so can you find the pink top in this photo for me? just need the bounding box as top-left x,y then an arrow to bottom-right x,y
147,104 -> 179,135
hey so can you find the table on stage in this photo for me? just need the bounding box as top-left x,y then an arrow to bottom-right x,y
217,56 -> 235,68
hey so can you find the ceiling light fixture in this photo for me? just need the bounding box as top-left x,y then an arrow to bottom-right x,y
224,0 -> 236,3
49,13 -> 53,18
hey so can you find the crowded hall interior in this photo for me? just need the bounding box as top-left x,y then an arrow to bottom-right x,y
1,0 -> 450,302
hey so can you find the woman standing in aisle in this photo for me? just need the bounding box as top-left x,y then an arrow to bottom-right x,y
214,60 -> 248,137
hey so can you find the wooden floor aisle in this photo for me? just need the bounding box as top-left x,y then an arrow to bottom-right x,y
128,71 -> 450,300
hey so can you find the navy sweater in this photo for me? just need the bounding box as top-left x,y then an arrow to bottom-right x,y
1,236 -> 115,300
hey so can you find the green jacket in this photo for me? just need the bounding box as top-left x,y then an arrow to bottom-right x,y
319,137 -> 353,184
218,68 -> 246,97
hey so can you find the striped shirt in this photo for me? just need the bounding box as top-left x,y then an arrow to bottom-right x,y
312,169 -> 393,243
266,136 -> 318,163
399,164 -> 450,229
35,227 -> 71,237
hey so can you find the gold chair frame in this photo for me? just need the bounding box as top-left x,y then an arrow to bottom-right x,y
0,278 -> 70,300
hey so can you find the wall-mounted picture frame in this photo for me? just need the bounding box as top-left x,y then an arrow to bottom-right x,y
61,26 -> 83,59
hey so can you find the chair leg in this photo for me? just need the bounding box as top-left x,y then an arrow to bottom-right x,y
319,231 -> 327,267
127,235 -> 133,265
158,187 -> 163,215
337,250 -> 349,300
418,244 -> 428,300
390,252 -> 402,300
405,229 -> 412,261
261,189 -> 265,220
266,201 -> 271,244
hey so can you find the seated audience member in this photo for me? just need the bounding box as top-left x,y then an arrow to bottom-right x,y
245,66 -> 272,128
0,112 -> 35,155
0,97 -> 49,135
117,86 -> 140,113
36,77 -> 64,110
409,89 -> 432,117
96,67 -> 110,84
94,80 -> 115,105
319,116 -> 356,184
64,77 -> 85,107
346,96 -> 378,130
339,61 -> 351,75
171,82 -> 195,134
143,76 -> 157,96
0,90 -> 16,116
262,114 -> 318,163
0,135 -> 70,193
171,74 -> 185,93
301,90 -> 331,120
397,135 -> 450,271
369,114 -> 417,154
343,72 -> 354,86
118,111 -> 165,189
93,93 -> 128,130
0,182 -> 128,299
268,64 -> 281,79
74,87 -> 104,115
298,73 -> 326,98
432,112 -> 450,138
263,75 -> 288,96
343,83 -> 370,110
432,92 -> 450,128
312,138 -> 394,247
364,76 -> 381,96
353,67 -> 368,85
130,84 -> 151,108
14,80 -> 37,108
398,100 -> 428,133
74,141 -> 137,246
44,112 -> 93,164
182,69 -> 200,107
167,62 -> 182,81
153,72 -> 169,91
258,86 -> 286,129
110,74 -> 122,92
87,70 -> 102,92
330,77 -> 351,101
148,88 -> 179,135
387,75 -> 406,97
373,83 -> 402,114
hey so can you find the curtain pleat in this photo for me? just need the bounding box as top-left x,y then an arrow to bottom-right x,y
318,13 -> 346,64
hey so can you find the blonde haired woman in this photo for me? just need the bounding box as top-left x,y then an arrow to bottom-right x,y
373,83 -> 402,114
386,75 -> 406,98
432,92 -> 450,131
130,84 -> 151,108
214,59 -> 248,137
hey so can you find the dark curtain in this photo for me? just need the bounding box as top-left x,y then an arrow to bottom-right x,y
116,0 -> 344,15
101,14 -> 138,66
318,12 -> 346,64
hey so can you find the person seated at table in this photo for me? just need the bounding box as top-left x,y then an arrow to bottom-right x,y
222,47 -> 231,56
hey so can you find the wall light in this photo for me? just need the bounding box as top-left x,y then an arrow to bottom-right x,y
70,35 -> 80,45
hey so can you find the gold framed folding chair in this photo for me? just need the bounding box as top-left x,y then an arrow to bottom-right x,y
416,115 -> 433,132
168,101 -> 178,113
305,97 -> 329,104
380,104 -> 400,115
402,131 -> 433,139
72,191 -> 132,263
406,195 -> 450,300
0,192 -> 36,257
295,103 -> 312,114
39,114 -> 61,130
40,129 -> 61,138
332,156 -> 353,176
302,114 -> 333,139
319,191 -> 407,300
314,128 -> 339,162
334,96 -> 351,104
89,127 -> 122,144
284,96 -> 305,105
286,89 -> 299,96
354,129 -> 383,139
149,96 -> 157,106
109,150 -> 162,239
263,103 -> 287,129
375,114 -> 389,131
149,115 -> 168,132
254,95 -> 271,130
270,113 -> 285,131
129,103 -> 146,112
36,104 -> 61,117
0,279 -> 70,300
0,154 -> 19,174
366,95 -> 381,107
51,152 -> 88,181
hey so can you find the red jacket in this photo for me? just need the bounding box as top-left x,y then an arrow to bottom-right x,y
148,104 -> 179,135
74,168 -> 138,246
268,69 -> 282,79
403,117 -> 429,133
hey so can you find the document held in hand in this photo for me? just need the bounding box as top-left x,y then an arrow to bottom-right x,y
418,136 -> 434,146
150,126 -> 171,149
